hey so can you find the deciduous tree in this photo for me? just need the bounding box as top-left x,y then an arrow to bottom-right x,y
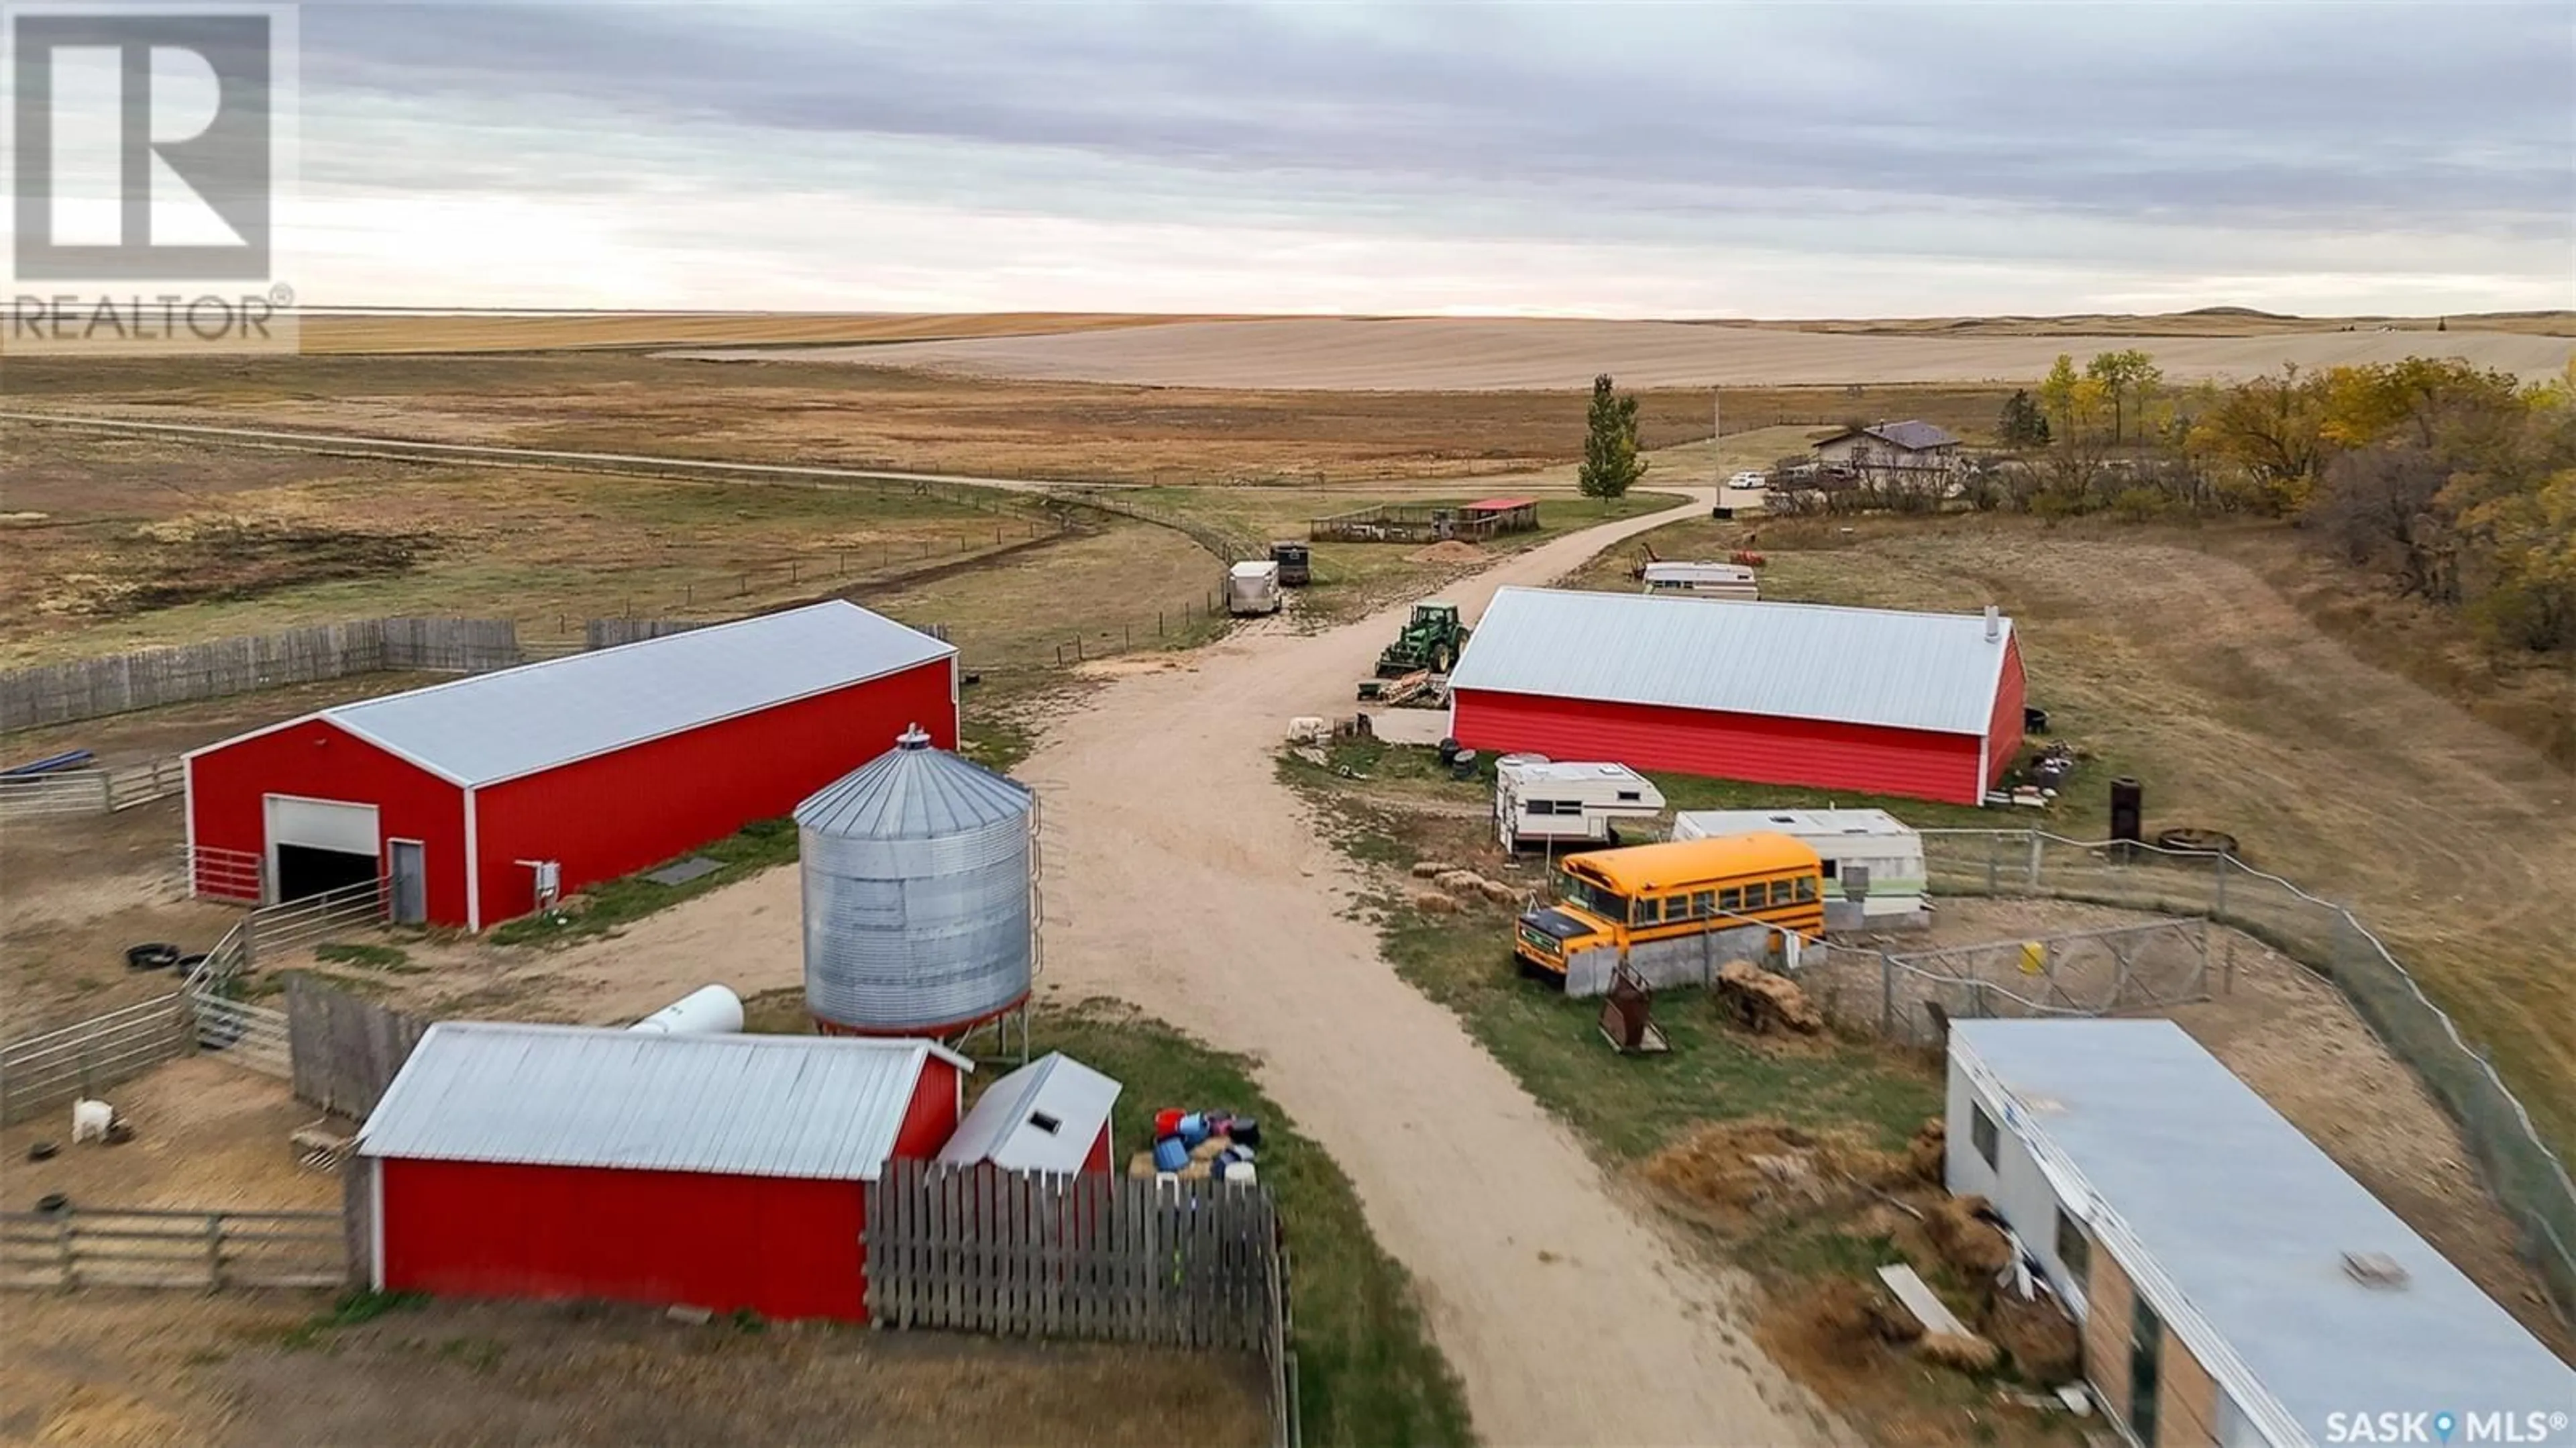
1578,373 -> 1647,503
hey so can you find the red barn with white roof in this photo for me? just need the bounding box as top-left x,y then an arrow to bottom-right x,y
184,601 -> 955,929
1447,588 -> 2025,807
354,1024 -> 971,1322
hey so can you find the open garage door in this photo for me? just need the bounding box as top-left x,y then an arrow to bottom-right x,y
265,795 -> 381,903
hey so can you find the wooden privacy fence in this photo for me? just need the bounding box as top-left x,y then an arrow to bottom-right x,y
866,1161 -> 1295,1445
0,1208 -> 343,1290
287,976 -> 429,1119
0,617 -> 521,732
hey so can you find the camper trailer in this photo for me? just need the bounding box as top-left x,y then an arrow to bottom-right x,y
1226,560 -> 1283,616
1672,808 -> 1928,929
1640,561 -> 1760,600
1495,758 -> 1666,851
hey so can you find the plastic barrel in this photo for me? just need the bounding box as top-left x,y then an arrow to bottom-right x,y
1222,1161 -> 1257,1185
1154,1108 -> 1183,1138
1230,1118 -> 1263,1150
1177,1114 -> 1209,1146
1152,1137 -> 1189,1172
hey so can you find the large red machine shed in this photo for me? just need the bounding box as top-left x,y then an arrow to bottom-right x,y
183,601 -> 957,929
1447,588 -> 2027,808
357,1024 -> 970,1323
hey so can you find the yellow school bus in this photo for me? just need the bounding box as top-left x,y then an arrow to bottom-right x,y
1513,833 -> 1825,984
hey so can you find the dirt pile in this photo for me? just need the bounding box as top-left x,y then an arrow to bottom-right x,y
1983,1292 -> 2082,1386
1642,1119 -> 1898,1229
1406,540 -> 1487,564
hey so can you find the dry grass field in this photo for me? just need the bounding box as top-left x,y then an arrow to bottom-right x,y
1,351 -> 2010,480
1727,308 -> 2576,338
1562,513 -> 2576,1168
700,316 -> 2576,390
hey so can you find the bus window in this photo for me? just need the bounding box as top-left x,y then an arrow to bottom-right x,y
1718,886 -> 1741,911
1666,894 -> 1694,921
1743,880 -> 1771,909
1693,890 -> 1715,917
1795,876 -> 1819,902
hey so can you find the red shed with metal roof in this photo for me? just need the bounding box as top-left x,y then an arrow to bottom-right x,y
355,1024 -> 970,1322
1448,588 -> 2025,807
184,601 -> 957,929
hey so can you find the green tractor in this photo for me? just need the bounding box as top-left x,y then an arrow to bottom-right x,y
1374,601 -> 1470,678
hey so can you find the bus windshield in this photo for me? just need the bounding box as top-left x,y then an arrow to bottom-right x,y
1557,869 -> 1628,923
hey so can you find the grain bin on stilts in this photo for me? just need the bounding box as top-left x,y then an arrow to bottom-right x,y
794,725 -> 1038,1059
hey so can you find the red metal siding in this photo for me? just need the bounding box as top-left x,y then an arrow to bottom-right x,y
1452,690 -> 1988,806
379,1157 -> 869,1321
892,1057 -> 963,1160
185,719 -> 467,918
472,659 -> 957,927
1082,1126 -> 1112,1177
1984,635 -> 2028,790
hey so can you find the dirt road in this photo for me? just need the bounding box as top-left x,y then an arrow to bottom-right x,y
482,484 -> 1836,1445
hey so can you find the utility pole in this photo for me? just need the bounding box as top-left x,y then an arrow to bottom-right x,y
1711,389 -> 1723,485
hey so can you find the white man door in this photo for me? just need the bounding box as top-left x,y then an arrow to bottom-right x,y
263,794 -> 380,904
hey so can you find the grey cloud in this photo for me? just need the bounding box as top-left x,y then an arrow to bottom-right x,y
292,1 -> 2573,241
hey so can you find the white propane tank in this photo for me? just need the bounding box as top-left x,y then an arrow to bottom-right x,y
627,984 -> 745,1036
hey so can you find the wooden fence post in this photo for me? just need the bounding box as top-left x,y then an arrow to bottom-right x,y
206,1212 -> 225,1288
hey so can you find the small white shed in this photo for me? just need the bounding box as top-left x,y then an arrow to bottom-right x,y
1672,807 -> 1927,929
1494,758 -> 1666,851
937,1051 -> 1122,1176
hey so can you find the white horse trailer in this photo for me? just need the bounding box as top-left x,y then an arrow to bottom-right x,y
1226,560 -> 1283,615
1641,561 -> 1760,600
1495,760 -> 1666,851
1672,808 -> 1929,929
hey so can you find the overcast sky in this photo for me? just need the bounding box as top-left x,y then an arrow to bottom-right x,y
273,1 -> 2573,315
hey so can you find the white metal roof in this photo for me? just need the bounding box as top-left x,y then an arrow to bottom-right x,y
1230,561 -> 1278,577
1450,587 -> 2012,736
796,727 -> 1032,840
1673,808 -> 1918,839
1952,1020 -> 2573,1444
936,1052 -> 1123,1174
313,601 -> 954,786
1497,760 -> 1655,787
356,1022 -> 972,1181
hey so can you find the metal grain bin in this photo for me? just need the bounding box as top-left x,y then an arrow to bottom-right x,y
796,725 -> 1036,1036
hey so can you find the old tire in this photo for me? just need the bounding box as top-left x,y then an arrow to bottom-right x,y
2154,827 -> 2239,858
124,943 -> 180,972
27,1141 -> 58,1161
36,1192 -> 68,1214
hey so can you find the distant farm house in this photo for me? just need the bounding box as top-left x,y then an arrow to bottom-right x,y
1812,420 -> 1964,486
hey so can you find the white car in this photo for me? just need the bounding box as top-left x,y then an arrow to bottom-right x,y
1726,470 -> 1768,489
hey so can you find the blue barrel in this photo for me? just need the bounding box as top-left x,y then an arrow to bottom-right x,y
1152,1137 -> 1189,1172
1176,1114 -> 1210,1147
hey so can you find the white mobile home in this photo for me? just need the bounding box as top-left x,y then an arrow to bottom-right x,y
1493,759 -> 1665,851
1640,561 -> 1760,601
1672,808 -> 1927,929
1947,1019 -> 2571,1448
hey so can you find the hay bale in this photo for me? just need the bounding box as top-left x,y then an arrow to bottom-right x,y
1411,891 -> 1460,915
1715,960 -> 1824,1034
1642,1119 -> 1883,1228
1925,1195 -> 2014,1277
1126,1151 -> 1160,1180
1906,1117 -> 1947,1183
1409,861 -> 1454,879
1984,1292 -> 2082,1385
1917,1332 -> 2002,1374
1188,1135 -> 1234,1163
1477,879 -> 1523,904
1434,870 -> 1483,892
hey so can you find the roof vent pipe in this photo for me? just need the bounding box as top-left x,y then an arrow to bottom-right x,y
1984,605 -> 2000,642
897,723 -> 932,750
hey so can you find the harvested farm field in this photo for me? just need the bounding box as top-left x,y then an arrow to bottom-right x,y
678,316 -> 2576,389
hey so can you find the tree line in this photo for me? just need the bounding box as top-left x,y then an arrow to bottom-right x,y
1974,353 -> 2575,656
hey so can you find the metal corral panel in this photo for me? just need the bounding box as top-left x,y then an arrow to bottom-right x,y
1947,1020 -> 2574,1443
1450,587 -> 2014,735
937,1052 -> 1122,1174
320,601 -> 955,786
798,730 -> 1035,1033
356,1022 -> 969,1181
